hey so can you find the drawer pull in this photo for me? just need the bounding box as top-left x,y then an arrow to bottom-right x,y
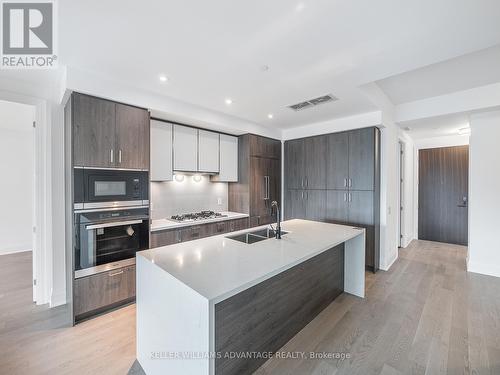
109,270 -> 124,277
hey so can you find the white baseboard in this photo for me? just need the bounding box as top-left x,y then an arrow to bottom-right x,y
467,260 -> 500,279
50,291 -> 67,307
0,247 -> 32,256
380,253 -> 398,271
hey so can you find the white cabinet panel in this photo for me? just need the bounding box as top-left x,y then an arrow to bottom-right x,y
150,120 -> 173,181
173,125 -> 198,171
214,134 -> 238,182
198,130 -> 219,172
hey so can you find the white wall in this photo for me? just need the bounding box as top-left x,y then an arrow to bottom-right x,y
151,177 -> 228,220
398,131 -> 416,248
0,100 -> 35,254
468,110 -> 500,277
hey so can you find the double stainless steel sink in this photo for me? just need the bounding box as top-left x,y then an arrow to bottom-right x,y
226,228 -> 288,244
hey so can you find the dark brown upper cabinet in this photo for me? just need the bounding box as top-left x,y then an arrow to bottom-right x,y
72,93 -> 116,168
326,132 -> 349,190
249,134 -> 281,160
284,136 -> 327,190
115,103 -> 150,170
72,93 -> 150,170
348,128 -> 375,191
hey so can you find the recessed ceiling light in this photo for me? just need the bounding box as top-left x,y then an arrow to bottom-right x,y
295,2 -> 305,12
159,74 -> 168,83
225,98 -> 233,105
268,114 -> 274,119
260,65 -> 270,72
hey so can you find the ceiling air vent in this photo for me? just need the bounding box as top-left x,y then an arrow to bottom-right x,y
288,94 -> 338,111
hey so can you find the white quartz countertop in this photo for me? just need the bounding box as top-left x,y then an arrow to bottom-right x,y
150,211 -> 249,232
138,219 -> 364,303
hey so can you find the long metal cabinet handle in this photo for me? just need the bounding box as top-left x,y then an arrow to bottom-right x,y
348,193 -> 352,202
348,178 -> 352,187
344,178 -> 347,187
86,219 -> 143,230
118,150 -> 122,164
344,193 -> 347,201
110,149 -> 114,163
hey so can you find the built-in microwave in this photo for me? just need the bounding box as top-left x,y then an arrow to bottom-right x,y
74,168 -> 149,210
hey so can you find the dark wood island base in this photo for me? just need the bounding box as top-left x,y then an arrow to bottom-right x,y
215,243 -> 345,375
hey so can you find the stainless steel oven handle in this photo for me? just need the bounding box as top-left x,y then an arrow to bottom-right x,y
85,219 -> 144,230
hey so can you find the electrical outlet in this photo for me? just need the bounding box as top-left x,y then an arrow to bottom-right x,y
217,197 -> 222,205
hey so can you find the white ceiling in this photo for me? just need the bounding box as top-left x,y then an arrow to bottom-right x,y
59,0 -> 500,129
377,44 -> 500,105
399,113 -> 470,140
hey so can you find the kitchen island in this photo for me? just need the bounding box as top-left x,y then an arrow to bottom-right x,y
136,219 -> 365,375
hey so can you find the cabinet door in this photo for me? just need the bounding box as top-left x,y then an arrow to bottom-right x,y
325,190 -> 349,224
326,132 -> 349,190
216,134 -> 238,182
348,191 -> 374,225
249,157 -> 269,217
348,128 -> 375,191
249,135 -> 281,159
304,190 -> 326,221
284,139 -> 305,189
285,189 -> 305,220
73,265 -> 135,317
173,125 -> 198,171
267,158 -> 281,208
304,136 -> 327,189
198,130 -> 219,173
72,93 -> 116,168
150,229 -> 181,247
150,120 -> 173,181
115,103 -> 150,170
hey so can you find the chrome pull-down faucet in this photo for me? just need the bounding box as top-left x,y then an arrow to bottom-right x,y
271,201 -> 281,239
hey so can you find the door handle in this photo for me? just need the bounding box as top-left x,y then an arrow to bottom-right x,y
348,193 -> 352,202
348,178 -> 352,188
305,178 -> 308,188
86,219 -> 143,230
110,149 -> 114,164
344,178 -> 347,187
118,149 -> 122,164
344,193 -> 347,202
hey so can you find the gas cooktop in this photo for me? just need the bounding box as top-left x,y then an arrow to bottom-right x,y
170,211 -> 228,222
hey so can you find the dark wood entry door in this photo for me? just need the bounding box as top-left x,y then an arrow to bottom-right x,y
418,146 -> 469,245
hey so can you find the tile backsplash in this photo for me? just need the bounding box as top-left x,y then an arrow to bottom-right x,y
151,175 -> 228,220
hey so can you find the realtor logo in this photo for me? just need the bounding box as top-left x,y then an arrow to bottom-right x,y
1,1 -> 57,68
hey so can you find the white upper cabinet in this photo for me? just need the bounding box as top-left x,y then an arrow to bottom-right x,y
173,125 -> 198,171
214,134 -> 238,182
198,130 -> 220,173
150,120 -> 173,181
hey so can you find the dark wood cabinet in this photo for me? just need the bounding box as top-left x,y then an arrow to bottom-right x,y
304,136 -> 327,189
71,93 -> 150,170
73,265 -> 135,321
115,103 -> 150,170
72,93 -> 116,168
229,134 -> 281,227
284,139 -> 305,189
326,132 -> 349,190
284,136 -> 326,190
284,127 -> 380,271
150,217 -> 250,248
249,134 -> 281,160
348,128 -> 375,191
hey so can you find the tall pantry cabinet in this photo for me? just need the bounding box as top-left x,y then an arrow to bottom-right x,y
284,127 -> 380,271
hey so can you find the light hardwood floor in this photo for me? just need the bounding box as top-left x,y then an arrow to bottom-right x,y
1,241 -> 500,374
